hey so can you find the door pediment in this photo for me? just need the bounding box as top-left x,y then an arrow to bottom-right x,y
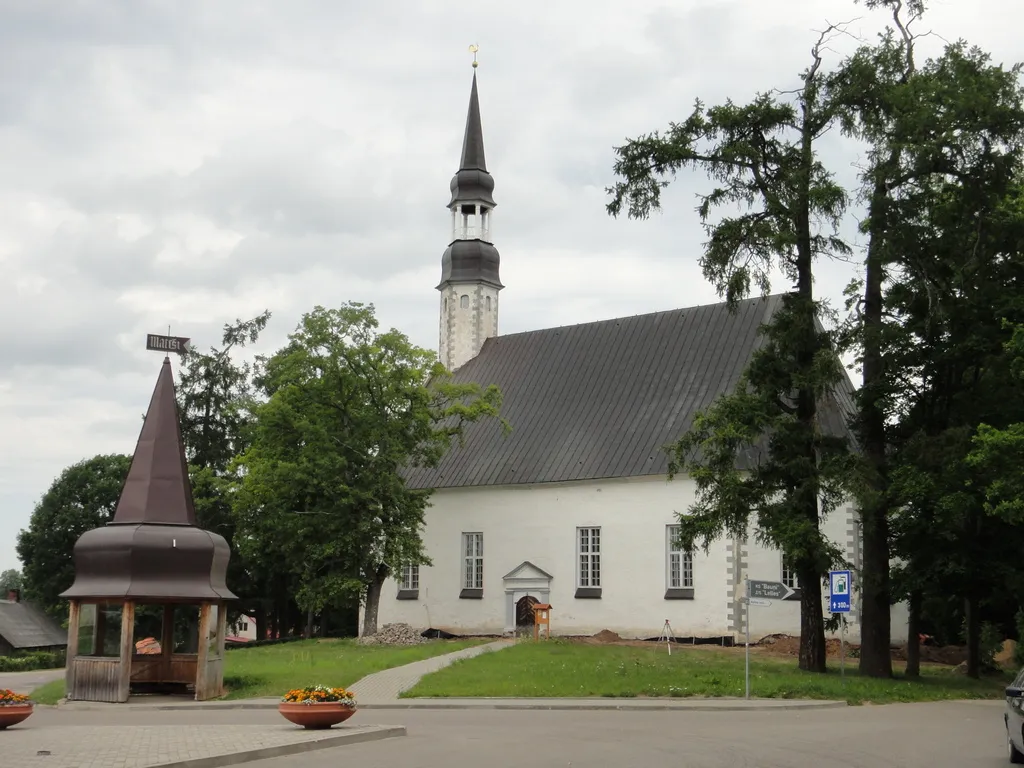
503,560 -> 553,581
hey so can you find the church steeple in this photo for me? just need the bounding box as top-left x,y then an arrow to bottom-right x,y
438,60 -> 503,372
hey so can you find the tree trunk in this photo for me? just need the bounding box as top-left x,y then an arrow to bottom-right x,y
965,595 -> 981,679
304,608 -> 314,639
360,564 -> 390,637
858,180 -> 895,680
798,565 -> 827,672
792,74 -> 827,674
254,605 -> 267,641
905,589 -> 922,679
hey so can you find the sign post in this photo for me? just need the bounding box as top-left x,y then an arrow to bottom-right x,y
741,579 -> 799,699
744,578 -> 750,699
829,570 -> 852,683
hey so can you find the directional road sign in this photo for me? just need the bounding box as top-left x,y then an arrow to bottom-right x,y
146,334 -> 191,354
829,570 -> 852,613
748,580 -> 798,602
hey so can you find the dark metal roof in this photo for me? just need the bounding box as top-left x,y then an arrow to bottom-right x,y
61,524 -> 235,602
438,240 -> 503,289
449,72 -> 495,207
0,600 -> 66,649
61,357 -> 236,602
405,294 -> 857,489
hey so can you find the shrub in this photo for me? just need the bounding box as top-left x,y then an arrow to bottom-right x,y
0,650 -> 65,672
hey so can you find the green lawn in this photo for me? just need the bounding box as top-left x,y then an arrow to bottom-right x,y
402,639 -> 1010,705
29,638 -> 485,705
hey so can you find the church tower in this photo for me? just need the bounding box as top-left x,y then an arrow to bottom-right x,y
437,63 -> 502,371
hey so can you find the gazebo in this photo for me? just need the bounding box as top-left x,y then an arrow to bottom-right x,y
61,357 -> 236,702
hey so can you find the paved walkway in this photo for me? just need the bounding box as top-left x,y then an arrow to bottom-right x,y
0,667 -> 64,693
348,639 -> 512,703
7,723 -> 404,768
30,700 -> 1011,768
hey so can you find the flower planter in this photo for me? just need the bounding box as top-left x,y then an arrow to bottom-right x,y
0,704 -> 34,730
278,701 -> 356,729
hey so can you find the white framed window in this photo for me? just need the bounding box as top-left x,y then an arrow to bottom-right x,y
577,527 -> 601,587
666,525 -> 693,588
400,564 -> 419,591
781,555 -> 799,589
462,532 -> 483,589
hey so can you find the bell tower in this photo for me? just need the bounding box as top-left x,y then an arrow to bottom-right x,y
437,56 -> 502,371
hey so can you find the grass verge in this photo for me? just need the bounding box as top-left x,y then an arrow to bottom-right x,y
29,637 -> 486,704
402,639 -> 1010,705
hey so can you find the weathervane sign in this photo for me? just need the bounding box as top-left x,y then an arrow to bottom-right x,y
146,334 -> 191,355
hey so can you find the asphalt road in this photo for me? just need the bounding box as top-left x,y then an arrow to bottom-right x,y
32,698 -> 1011,767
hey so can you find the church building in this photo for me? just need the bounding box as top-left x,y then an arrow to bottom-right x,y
373,68 -> 908,643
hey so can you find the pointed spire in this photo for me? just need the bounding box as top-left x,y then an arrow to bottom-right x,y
459,72 -> 487,172
449,70 -> 496,208
112,356 -> 197,526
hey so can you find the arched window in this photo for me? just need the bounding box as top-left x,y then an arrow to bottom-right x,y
485,296 -> 492,311
444,298 -> 448,312
460,294 -> 469,309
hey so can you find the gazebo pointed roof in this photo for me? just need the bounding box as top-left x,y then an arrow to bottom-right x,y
61,356 -> 235,602
113,356 -> 197,526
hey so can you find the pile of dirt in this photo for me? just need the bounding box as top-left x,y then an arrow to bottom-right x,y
591,629 -> 623,644
357,622 -> 427,646
890,644 -> 968,666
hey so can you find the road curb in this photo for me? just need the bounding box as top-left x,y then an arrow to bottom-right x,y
363,700 -> 849,712
54,697 -> 847,712
146,725 -> 405,768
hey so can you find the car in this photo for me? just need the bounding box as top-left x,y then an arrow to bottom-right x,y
1006,668 -> 1024,763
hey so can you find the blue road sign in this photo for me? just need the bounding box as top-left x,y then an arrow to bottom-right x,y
829,570 -> 852,613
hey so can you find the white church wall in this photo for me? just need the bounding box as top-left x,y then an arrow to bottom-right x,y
377,475 -> 731,639
371,475 -> 909,645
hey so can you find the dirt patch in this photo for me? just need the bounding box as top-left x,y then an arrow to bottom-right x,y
571,630 -> 656,648
891,644 -> 968,666
760,633 -> 969,666
591,629 -> 623,644
561,630 -> 967,667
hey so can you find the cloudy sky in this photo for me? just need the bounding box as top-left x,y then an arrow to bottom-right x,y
1,0 -> 1019,573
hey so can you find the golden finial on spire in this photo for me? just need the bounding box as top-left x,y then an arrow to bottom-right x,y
469,44 -> 479,68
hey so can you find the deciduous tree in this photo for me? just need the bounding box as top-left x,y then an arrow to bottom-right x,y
233,303 -> 504,636
15,454 -> 131,618
830,0 -> 1024,676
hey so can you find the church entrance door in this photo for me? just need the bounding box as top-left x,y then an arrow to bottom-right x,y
515,595 -> 538,636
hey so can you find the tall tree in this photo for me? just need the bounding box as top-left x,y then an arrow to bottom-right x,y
0,569 -> 22,594
16,454 -> 131,617
233,302 -> 504,636
177,310 -> 271,472
607,29 -> 854,672
830,0 -> 1024,676
175,310 -> 278,634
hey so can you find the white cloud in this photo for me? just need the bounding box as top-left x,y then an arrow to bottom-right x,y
1,0 -> 1021,570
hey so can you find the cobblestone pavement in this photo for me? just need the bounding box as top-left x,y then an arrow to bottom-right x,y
348,638 -> 511,703
7,721 -> 403,768
0,668 -> 64,693
28,698 -> 1010,767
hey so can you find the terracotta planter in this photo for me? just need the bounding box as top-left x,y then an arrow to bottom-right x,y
278,701 -> 356,729
0,704 -> 34,729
